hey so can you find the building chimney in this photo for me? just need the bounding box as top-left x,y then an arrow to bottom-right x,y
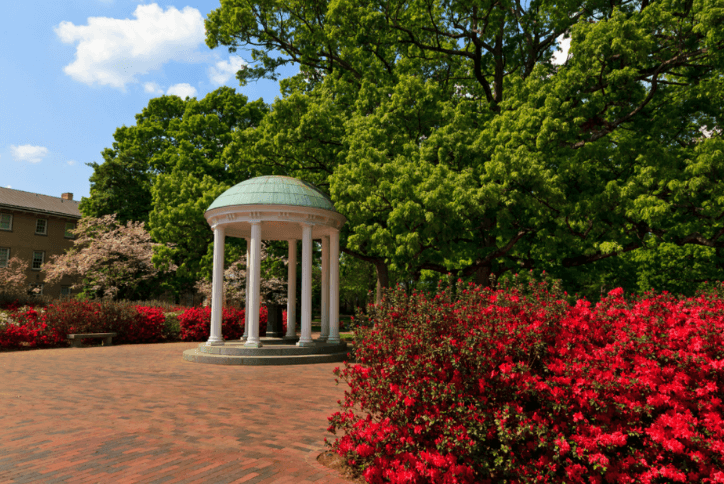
61,193 -> 73,201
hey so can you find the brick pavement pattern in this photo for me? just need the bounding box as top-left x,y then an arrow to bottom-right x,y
0,342 -> 354,483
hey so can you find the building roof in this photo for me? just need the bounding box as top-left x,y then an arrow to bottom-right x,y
206,176 -> 338,213
0,187 -> 82,219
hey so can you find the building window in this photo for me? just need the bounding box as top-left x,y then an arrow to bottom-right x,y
0,213 -> 11,231
29,284 -> 43,296
61,285 -> 72,297
0,248 -> 9,268
64,222 -> 76,238
32,251 -> 44,270
35,219 -> 48,235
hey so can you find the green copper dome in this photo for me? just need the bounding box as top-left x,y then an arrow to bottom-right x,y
206,176 -> 337,212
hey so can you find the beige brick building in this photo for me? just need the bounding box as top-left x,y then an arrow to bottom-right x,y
0,188 -> 81,297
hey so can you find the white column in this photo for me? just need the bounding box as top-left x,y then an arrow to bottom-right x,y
243,238 -> 250,340
319,235 -> 330,342
245,222 -> 263,347
297,223 -> 314,346
285,239 -> 297,339
206,225 -> 225,346
327,229 -> 341,344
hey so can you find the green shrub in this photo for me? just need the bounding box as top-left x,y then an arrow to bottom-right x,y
163,311 -> 184,340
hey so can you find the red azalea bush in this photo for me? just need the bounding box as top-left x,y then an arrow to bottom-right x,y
180,307 -> 243,341
0,324 -> 30,348
113,306 -> 166,344
327,280 -> 724,483
44,300 -> 106,335
179,306 -> 288,341
16,307 -> 65,347
178,307 -> 209,341
1,306 -> 66,348
0,308 -> 37,348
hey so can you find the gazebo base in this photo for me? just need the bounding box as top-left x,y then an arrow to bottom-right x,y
182,338 -> 351,366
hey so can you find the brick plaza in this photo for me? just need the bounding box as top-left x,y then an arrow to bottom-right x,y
0,342 -> 353,483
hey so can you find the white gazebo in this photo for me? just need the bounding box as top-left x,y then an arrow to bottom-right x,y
202,176 -> 346,348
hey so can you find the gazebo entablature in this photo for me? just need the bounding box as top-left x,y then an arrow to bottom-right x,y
205,204 -> 345,239
203,181 -> 346,350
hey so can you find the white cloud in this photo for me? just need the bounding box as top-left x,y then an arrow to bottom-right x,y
143,82 -> 164,94
10,145 -> 49,164
552,34 -> 571,65
5,186 -> 11,189
209,55 -> 247,85
166,83 -> 197,98
55,4 -> 205,90
67,160 -> 77,166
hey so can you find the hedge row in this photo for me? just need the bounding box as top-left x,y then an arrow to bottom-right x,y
0,300 -> 283,348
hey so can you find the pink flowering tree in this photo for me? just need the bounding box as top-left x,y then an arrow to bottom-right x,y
0,257 -> 33,297
42,214 -> 177,300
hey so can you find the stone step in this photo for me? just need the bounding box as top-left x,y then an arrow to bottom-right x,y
197,341 -> 349,357
182,348 -> 352,366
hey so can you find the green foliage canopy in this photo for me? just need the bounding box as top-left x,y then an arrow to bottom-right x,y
207,0 -> 724,296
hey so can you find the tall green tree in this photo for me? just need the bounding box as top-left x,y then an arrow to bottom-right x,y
207,0 -> 724,295
80,95 -> 187,224
81,87 -> 269,297
148,88 -> 268,294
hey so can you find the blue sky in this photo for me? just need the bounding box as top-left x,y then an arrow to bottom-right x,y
0,0 -> 297,202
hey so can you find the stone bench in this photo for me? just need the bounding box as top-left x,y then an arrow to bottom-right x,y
68,333 -> 117,348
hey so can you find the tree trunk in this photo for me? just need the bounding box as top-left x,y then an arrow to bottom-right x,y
476,264 -> 493,288
474,217 -> 497,289
374,260 -> 389,305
